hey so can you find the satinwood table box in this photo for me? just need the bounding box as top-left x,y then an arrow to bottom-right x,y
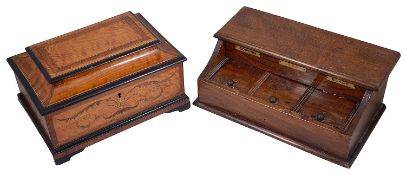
194,7 -> 400,168
7,11 -> 190,164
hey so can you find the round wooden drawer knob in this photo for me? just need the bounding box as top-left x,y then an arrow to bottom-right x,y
226,79 -> 235,87
315,113 -> 325,121
268,96 -> 278,104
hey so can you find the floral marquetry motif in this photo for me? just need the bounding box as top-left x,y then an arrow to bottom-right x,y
52,66 -> 182,146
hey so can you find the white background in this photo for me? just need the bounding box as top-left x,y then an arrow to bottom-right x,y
0,0 -> 405,174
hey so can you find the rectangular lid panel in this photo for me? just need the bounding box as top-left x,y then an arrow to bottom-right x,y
26,11 -> 159,84
215,7 -> 400,90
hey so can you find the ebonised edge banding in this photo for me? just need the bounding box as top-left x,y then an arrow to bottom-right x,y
18,92 -> 189,154
8,55 -> 186,115
25,39 -> 161,84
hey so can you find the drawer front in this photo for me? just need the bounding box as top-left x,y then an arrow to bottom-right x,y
299,90 -> 359,131
50,64 -> 184,146
254,74 -> 307,110
211,58 -> 264,94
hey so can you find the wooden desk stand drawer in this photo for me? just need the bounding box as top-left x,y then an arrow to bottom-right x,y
211,58 -> 264,94
195,6 -> 399,168
299,90 -> 359,131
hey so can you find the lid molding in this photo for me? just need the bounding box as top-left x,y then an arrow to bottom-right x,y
25,11 -> 160,84
26,39 -> 160,84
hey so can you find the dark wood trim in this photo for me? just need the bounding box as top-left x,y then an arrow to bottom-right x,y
54,149 -> 84,165
25,39 -> 161,84
134,13 -> 184,57
19,92 -> 190,164
8,56 -> 186,115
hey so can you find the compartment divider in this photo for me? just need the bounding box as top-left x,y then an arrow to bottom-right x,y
248,72 -> 270,95
292,87 -> 316,112
292,74 -> 326,112
206,57 -> 230,79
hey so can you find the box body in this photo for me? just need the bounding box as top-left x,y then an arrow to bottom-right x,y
7,12 -> 190,164
194,7 -> 399,168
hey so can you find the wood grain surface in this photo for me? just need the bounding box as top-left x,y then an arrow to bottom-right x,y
8,11 -> 189,164
195,6 -> 399,167
10,13 -> 182,109
27,12 -> 157,80
215,7 -> 400,90
51,65 -> 183,146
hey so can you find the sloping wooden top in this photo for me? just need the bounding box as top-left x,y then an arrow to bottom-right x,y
215,7 -> 400,90
26,11 -> 159,84
8,13 -> 185,115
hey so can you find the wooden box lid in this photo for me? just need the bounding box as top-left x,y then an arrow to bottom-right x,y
215,7 -> 400,90
26,11 -> 159,84
7,12 -> 185,115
